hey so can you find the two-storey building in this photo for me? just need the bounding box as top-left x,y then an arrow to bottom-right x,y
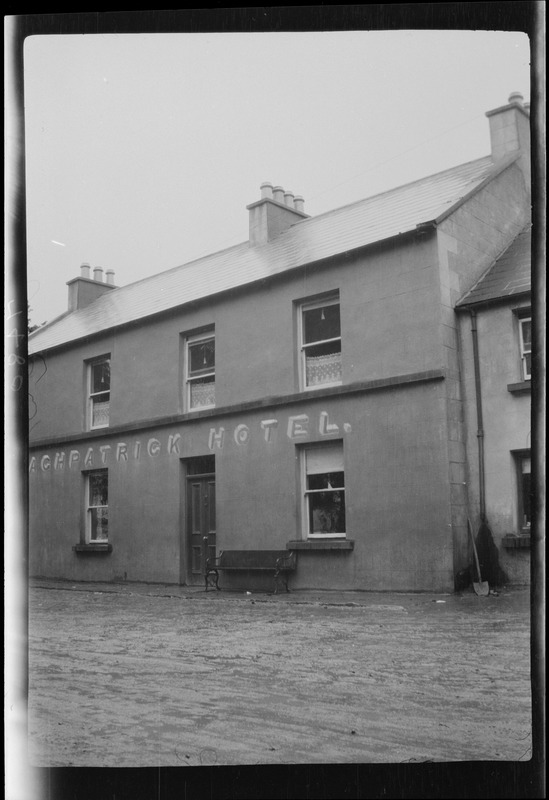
456,224 -> 532,586
28,93 -> 531,592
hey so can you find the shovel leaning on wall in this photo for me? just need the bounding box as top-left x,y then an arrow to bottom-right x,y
467,518 -> 490,596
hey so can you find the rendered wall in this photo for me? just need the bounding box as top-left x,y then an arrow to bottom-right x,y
457,302 -> 531,585
28,234 -> 440,442
29,377 -> 455,591
436,161 -> 531,584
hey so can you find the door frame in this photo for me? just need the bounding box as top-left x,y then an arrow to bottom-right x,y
181,458 -> 216,585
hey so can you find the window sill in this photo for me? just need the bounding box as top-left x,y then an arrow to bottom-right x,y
303,382 -> 343,391
502,534 -> 531,549
507,381 -> 531,395
73,543 -> 113,554
286,539 -> 354,551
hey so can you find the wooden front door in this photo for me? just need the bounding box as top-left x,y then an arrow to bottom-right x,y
186,468 -> 216,585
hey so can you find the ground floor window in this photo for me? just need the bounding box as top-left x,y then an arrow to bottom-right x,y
513,451 -> 531,531
302,442 -> 346,538
86,469 -> 109,543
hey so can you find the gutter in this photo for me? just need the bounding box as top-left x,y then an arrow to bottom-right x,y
469,308 -> 486,521
456,291 -> 531,312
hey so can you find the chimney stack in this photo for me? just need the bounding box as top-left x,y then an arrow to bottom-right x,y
485,92 -> 530,183
247,182 -> 309,246
67,263 -> 117,312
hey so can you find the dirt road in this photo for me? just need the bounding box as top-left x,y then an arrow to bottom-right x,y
27,581 -> 531,768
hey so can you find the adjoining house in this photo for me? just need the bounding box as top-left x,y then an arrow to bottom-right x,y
28,93 -> 531,592
456,223 -> 532,587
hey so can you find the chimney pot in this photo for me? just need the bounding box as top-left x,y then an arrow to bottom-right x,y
273,186 -> 285,203
260,182 -> 273,199
80,262 -> 91,279
105,269 -> 115,286
93,267 -> 104,282
294,195 -> 305,213
284,191 -> 295,209
508,91 -> 524,106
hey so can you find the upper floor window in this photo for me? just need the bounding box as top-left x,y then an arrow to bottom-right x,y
88,356 -> 110,429
86,469 -> 109,543
299,296 -> 341,389
302,442 -> 346,538
518,317 -> 532,380
186,332 -> 215,411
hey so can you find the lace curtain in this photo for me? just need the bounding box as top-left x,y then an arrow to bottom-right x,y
306,352 -> 342,386
191,380 -> 216,408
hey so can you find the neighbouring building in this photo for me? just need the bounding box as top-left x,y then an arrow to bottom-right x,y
456,223 -> 532,586
28,93 -> 532,592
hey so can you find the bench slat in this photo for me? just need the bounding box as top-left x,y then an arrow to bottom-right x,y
215,550 -> 295,570
205,549 -> 296,593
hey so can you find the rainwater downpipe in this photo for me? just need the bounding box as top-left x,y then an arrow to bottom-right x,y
469,308 -> 486,522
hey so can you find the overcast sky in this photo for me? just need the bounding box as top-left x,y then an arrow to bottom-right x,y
23,29 -> 531,326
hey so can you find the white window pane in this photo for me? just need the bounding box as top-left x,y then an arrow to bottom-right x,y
90,507 -> 108,541
305,350 -> 342,386
92,398 -> 110,426
306,444 -> 344,474
190,378 -> 215,408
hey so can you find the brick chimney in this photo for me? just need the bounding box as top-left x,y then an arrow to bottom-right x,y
67,263 -> 117,312
486,92 -> 530,185
247,182 -> 308,246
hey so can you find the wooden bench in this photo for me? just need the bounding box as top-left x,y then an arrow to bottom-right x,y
205,549 -> 297,594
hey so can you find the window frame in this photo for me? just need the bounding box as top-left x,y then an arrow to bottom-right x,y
300,441 -> 346,540
185,330 -> 216,412
87,355 -> 111,430
518,317 -> 532,380
298,294 -> 342,391
85,469 -> 109,544
512,449 -> 531,533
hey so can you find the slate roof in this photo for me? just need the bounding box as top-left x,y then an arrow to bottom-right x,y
456,224 -> 531,307
29,154 -> 503,355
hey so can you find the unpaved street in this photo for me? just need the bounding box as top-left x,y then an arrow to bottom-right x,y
27,581 -> 531,767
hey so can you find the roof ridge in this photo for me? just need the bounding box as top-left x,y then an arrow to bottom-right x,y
28,153 -> 515,355
304,154 -> 493,223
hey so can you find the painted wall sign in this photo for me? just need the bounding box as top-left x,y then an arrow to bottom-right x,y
29,411 -> 351,473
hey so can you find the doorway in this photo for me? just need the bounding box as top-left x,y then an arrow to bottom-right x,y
184,455 -> 216,585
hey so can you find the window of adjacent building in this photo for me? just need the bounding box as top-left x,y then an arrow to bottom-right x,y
88,356 -> 110,429
302,442 -> 346,538
186,332 -> 215,410
86,470 -> 108,543
299,296 -> 342,389
518,317 -> 532,380
514,452 -> 531,531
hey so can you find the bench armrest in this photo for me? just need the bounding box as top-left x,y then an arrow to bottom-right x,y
205,551 -> 224,570
275,552 -> 296,570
